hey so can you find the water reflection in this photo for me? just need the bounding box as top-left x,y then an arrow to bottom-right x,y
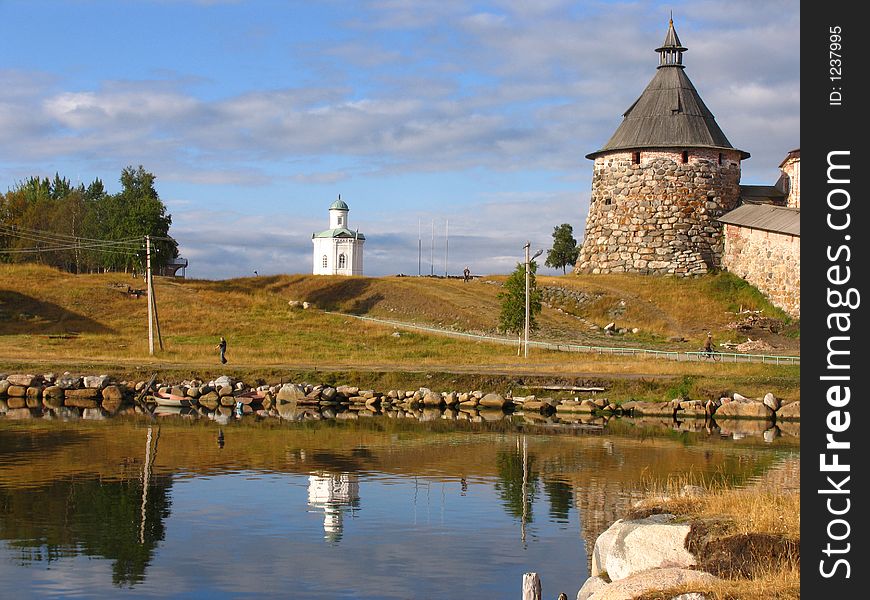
0,417 -> 798,599
307,472 -> 360,543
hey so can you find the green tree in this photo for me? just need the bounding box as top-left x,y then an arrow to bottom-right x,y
498,260 -> 542,353
545,223 -> 579,274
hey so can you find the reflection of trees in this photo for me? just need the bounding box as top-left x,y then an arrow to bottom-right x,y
0,476 -> 172,586
543,479 -> 573,523
494,449 -> 539,521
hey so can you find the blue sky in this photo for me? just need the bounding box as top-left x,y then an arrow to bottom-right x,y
0,0 -> 799,279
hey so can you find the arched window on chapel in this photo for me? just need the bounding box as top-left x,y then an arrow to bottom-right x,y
322,255 -> 328,268
338,254 -> 346,269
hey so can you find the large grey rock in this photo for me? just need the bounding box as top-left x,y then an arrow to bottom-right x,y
276,383 -> 307,403
593,514 -> 696,582
715,400 -> 774,420
777,401 -> 800,421
577,576 -> 608,600
0,380 -> 9,395
83,375 -> 108,389
588,568 -> 717,600
478,393 -> 507,408
422,392 -> 443,407
213,375 -> 235,388
762,393 -> 780,412
57,374 -> 81,389
6,374 -> 36,387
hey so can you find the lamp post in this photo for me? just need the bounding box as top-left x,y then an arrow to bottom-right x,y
524,242 -> 543,358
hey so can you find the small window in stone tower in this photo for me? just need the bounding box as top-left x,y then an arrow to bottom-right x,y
322,255 -> 328,268
338,254 -> 347,269
631,152 -> 640,164
681,151 -> 689,163
338,216 -> 344,226
604,197 -> 612,206
718,153 -> 723,165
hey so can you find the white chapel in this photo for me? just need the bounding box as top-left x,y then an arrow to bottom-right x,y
312,196 -> 365,276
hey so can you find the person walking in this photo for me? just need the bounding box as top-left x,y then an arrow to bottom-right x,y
216,336 -> 227,364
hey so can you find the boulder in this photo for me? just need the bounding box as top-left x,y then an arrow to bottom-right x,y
102,385 -> 125,402
592,514 -> 696,581
217,385 -> 234,398
762,393 -> 781,412
0,380 -> 10,396
276,383 -> 307,403
6,374 -> 37,387
57,374 -> 81,389
7,385 -> 26,397
321,387 -> 337,401
777,401 -> 800,421
480,393 -> 509,409
83,375 -> 109,389
65,388 -> 99,400
714,401 -> 774,420
586,568 -> 717,600
213,375 -> 235,388
421,392 -> 443,407
631,401 -> 675,417
26,386 -> 43,399
443,392 -> 458,407
198,391 -> 220,410
577,576 -> 608,600
336,385 -> 359,397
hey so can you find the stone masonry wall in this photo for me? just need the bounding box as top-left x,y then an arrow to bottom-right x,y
722,224 -> 800,318
575,148 -> 742,276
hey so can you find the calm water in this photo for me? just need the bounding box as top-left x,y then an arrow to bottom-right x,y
0,416 -> 798,599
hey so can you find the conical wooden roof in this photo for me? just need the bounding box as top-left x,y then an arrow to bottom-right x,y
587,20 -> 748,160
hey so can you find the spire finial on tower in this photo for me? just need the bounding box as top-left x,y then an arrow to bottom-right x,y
656,15 -> 687,68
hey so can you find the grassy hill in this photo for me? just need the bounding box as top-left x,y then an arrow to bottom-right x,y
0,264 -> 799,400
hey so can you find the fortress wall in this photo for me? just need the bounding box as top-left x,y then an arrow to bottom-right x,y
575,148 -> 742,276
722,224 -> 800,318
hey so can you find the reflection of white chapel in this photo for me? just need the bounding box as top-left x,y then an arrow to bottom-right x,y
307,473 -> 360,542
312,196 -> 365,275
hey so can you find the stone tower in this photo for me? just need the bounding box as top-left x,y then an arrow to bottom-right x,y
575,19 -> 749,276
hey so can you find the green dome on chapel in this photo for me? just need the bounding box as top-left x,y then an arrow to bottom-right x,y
330,198 -> 349,210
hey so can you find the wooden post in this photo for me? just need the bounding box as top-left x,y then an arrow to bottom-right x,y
522,572 -> 541,600
146,235 -> 154,355
150,275 -> 164,351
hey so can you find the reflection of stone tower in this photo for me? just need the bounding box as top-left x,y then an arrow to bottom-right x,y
575,19 -> 748,276
307,473 -> 360,542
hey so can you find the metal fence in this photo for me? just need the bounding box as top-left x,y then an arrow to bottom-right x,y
332,312 -> 800,366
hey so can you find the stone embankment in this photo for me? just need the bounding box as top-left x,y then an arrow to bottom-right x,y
0,373 -> 798,437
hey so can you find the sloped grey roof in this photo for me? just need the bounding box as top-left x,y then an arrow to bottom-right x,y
587,67 -> 748,159
587,20 -> 748,160
740,185 -> 787,205
719,204 -> 800,237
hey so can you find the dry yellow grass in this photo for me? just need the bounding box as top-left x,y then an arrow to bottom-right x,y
0,264 -> 799,398
634,462 -> 800,600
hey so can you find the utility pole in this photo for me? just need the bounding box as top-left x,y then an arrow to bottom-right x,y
418,218 -> 422,276
430,219 -> 435,276
145,235 -> 164,354
444,219 -> 449,277
523,242 -> 542,358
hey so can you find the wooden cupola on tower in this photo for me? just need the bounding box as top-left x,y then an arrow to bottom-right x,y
575,18 -> 749,277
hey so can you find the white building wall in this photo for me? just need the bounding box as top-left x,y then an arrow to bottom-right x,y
312,236 -> 364,275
